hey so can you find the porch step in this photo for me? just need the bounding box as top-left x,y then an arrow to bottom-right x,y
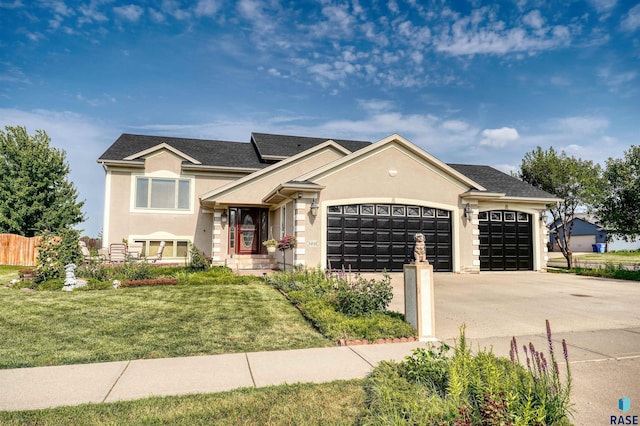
225,254 -> 277,271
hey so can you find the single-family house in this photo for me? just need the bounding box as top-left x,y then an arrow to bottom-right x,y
97,132 -> 560,272
549,215 -> 640,252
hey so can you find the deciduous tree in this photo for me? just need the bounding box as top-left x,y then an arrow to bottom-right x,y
519,146 -> 603,268
598,145 -> 640,241
0,126 -> 84,237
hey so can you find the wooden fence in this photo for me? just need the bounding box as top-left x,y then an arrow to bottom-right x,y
0,234 -> 42,266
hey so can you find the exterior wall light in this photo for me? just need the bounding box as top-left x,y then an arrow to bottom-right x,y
221,210 -> 228,226
310,199 -> 319,216
464,203 -> 473,220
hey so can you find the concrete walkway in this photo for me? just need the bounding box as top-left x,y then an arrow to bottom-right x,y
1,272 -> 639,425
1,328 -> 639,425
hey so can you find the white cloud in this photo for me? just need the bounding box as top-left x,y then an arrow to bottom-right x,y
588,0 -> 617,13
113,5 -> 144,22
161,0 -> 190,20
435,7 -> 572,56
552,116 -> 609,134
480,127 -> 520,147
357,99 -> 395,112
0,0 -> 23,9
194,0 -> 220,17
148,8 -> 165,23
522,10 -> 544,29
621,4 -> 640,32
78,1 -> 108,25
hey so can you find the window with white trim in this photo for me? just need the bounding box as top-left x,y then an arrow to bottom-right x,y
133,240 -> 189,258
135,177 -> 191,210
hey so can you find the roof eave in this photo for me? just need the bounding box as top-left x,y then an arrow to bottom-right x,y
262,182 -> 325,205
96,159 -> 145,168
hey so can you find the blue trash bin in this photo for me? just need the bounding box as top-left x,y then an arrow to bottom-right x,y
592,244 -> 598,253
596,243 -> 606,253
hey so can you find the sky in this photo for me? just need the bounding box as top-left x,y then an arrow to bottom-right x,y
1,0 -> 639,237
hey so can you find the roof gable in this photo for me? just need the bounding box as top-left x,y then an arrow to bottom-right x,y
123,142 -> 201,164
200,140 -> 351,204
295,134 -> 485,190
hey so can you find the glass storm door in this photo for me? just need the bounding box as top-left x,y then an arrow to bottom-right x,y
237,208 -> 260,254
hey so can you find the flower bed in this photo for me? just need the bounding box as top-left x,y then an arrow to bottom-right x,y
120,278 -> 178,288
266,268 -> 415,342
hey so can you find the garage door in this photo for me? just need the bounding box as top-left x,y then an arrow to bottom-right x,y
327,204 -> 452,272
479,210 -> 533,271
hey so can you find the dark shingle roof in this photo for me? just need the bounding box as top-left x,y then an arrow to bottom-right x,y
251,133 -> 371,159
447,164 -> 558,199
98,134 -> 267,169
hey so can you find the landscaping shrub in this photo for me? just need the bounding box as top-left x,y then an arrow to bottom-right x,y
189,244 -> 209,271
334,273 -> 393,316
266,268 -> 415,342
362,323 -> 573,425
36,278 -> 64,291
35,229 -> 82,283
76,262 -> 157,282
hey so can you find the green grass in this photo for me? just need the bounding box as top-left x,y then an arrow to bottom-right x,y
573,250 -> 640,264
0,281 -> 332,369
572,264 -> 640,281
0,265 -> 23,283
0,380 -> 366,425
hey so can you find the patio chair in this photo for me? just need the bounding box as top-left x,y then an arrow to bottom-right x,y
109,243 -> 127,263
148,241 -> 166,263
127,242 -> 144,261
79,241 -> 105,263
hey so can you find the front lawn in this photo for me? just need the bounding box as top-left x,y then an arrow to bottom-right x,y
574,250 -> 640,264
0,276 -> 331,369
0,265 -> 22,283
0,380 -> 366,425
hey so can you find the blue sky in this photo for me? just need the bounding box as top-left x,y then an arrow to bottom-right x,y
1,0 -> 639,236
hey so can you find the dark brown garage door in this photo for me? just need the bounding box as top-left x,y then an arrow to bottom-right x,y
479,210 -> 533,271
327,204 -> 452,272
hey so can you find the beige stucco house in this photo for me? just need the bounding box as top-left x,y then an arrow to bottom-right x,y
97,132 -> 560,272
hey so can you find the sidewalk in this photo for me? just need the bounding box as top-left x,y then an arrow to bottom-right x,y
1,328 -> 639,425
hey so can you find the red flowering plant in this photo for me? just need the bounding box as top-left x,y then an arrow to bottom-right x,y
277,235 -> 297,250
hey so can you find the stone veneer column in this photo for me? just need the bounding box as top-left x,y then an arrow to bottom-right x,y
211,210 -> 224,266
468,205 -> 481,273
294,200 -> 306,267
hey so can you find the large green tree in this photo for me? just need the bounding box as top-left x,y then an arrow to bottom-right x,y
598,145 -> 640,241
519,146 -> 603,268
0,126 -> 84,237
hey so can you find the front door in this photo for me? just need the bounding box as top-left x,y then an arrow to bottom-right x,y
237,208 -> 260,254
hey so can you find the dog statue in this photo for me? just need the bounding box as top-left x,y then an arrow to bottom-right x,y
413,233 -> 428,263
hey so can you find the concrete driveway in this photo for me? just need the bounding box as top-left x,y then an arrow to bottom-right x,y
381,271 -> 640,426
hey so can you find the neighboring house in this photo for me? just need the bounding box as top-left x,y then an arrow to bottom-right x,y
549,216 -> 607,252
550,216 -> 640,252
97,133 -> 560,273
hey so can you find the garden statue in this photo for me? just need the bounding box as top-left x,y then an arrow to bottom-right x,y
63,263 -> 77,291
413,233 -> 428,264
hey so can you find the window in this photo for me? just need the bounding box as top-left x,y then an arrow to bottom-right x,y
135,177 -> 191,210
133,240 -> 189,258
407,206 -> 420,216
